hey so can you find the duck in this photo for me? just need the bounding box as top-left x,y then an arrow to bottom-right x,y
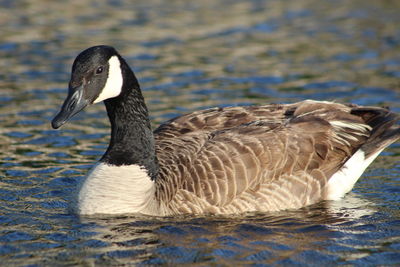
51,45 -> 400,216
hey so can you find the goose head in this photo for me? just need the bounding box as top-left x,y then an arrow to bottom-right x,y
51,45 -> 124,129
52,45 -> 157,176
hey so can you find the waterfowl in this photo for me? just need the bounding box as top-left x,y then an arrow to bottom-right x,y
52,45 -> 400,216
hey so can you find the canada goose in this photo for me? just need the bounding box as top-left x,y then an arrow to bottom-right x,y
52,45 -> 400,216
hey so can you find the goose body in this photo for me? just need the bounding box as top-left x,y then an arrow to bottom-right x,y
52,46 -> 400,216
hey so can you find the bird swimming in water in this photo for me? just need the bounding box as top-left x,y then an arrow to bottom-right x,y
52,45 -> 400,216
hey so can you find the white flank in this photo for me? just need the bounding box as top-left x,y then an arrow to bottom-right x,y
93,56 -> 123,103
75,163 -> 156,215
325,148 -> 384,200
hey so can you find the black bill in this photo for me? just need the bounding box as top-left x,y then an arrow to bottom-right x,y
51,85 -> 89,129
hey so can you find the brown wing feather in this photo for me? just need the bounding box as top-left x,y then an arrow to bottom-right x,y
153,100 -> 399,214
154,104 -> 290,137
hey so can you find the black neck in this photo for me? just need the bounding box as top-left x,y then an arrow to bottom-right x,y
100,58 -> 159,180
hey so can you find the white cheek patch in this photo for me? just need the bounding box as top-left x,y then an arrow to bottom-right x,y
93,55 -> 123,103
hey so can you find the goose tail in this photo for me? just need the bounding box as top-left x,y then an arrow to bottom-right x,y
325,107 -> 400,200
352,107 -> 400,158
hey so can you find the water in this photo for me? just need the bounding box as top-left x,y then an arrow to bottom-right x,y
1,0 -> 400,265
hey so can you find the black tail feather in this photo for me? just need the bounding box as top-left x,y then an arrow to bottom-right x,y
351,107 -> 400,157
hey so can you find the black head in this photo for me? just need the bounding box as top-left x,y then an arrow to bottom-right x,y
52,45 -> 125,129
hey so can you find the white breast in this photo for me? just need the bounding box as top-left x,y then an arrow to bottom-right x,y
75,163 -> 157,215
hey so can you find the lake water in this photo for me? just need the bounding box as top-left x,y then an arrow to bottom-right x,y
1,0 -> 400,265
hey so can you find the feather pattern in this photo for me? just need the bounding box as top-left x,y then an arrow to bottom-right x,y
151,100 -> 400,215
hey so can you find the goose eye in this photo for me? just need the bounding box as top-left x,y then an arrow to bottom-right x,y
95,66 -> 104,74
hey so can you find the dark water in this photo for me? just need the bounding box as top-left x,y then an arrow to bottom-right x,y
1,0 -> 400,265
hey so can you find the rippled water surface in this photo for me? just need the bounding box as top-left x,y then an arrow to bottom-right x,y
1,0 -> 400,265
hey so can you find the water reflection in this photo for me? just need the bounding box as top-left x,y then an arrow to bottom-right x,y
74,194 -> 376,265
325,192 -> 376,219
